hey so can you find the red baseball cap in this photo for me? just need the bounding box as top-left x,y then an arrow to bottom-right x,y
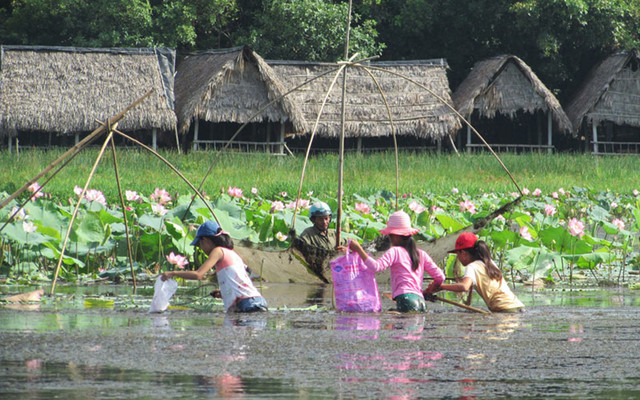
448,232 -> 478,253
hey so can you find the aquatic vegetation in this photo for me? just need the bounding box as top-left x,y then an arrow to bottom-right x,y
0,185 -> 638,286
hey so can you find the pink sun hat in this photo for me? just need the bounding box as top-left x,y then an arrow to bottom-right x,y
379,211 -> 420,236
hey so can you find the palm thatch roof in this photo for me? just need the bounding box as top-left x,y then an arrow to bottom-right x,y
565,50 -> 640,133
268,59 -> 461,139
453,55 -> 573,135
174,46 -> 306,135
0,45 -> 177,138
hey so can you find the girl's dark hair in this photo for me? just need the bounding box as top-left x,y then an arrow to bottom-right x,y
206,228 -> 234,250
396,235 -> 420,271
466,240 -> 502,281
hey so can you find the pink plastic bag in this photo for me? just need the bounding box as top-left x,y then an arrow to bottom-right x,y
330,245 -> 381,312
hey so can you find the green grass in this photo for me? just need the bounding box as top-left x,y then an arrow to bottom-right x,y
1,149 -> 638,201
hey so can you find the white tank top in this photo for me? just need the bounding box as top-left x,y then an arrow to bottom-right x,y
216,248 -> 261,312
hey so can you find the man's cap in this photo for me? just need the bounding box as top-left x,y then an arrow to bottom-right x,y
448,232 -> 478,253
190,220 -> 227,246
309,202 -> 331,218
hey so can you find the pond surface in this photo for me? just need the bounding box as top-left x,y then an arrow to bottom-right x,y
1,282 -> 639,399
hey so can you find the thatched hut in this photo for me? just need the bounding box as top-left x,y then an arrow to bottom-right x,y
268,59 -> 461,152
174,46 -> 306,154
565,50 -> 640,154
0,45 -> 177,151
453,55 -> 573,153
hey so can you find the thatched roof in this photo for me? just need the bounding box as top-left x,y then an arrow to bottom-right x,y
565,50 -> 640,133
268,59 -> 461,139
0,45 -> 177,138
174,46 -> 306,134
453,55 -> 573,135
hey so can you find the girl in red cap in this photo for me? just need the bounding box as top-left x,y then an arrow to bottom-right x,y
345,211 -> 445,312
161,220 -> 267,313
425,232 -> 524,312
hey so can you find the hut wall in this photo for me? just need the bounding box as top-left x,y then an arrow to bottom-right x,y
588,62 -> 640,127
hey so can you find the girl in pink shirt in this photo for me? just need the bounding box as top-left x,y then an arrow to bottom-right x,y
347,211 -> 444,312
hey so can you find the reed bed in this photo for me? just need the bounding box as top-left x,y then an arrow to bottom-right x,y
1,149 -> 638,201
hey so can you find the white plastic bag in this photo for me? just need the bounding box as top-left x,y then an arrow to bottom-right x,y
149,276 -> 178,313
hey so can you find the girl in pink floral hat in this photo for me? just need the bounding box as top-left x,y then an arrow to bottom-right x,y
346,211 -> 444,312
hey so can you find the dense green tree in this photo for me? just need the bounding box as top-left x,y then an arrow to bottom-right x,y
233,0 -> 384,61
2,0 -> 154,47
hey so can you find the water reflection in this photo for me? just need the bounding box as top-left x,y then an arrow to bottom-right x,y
335,315 -> 381,339
389,314 -> 425,340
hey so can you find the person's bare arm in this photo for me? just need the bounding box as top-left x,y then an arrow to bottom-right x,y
161,247 -> 223,281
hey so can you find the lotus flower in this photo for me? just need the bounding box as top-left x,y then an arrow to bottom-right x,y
151,188 -> 172,204
271,201 -> 285,212
166,252 -> 188,269
227,186 -> 243,198
633,189 -> 639,196
355,202 -> 371,214
544,204 -> 557,216
519,226 -> 533,241
532,188 -> 542,197
251,187 -> 258,195
612,219 -> 625,231
10,206 -> 27,220
28,182 -> 44,199
85,189 -> 107,205
125,190 -> 140,201
568,218 -> 585,237
276,232 -> 288,242
552,192 -> 559,199
74,185 -> 83,197
408,200 -> 426,214
451,187 -> 459,194
151,203 -> 167,216
22,220 -> 37,234
522,187 -> 530,195
459,200 -> 477,214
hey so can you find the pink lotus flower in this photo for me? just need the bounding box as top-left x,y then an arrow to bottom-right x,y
271,201 -> 285,212
85,189 -> 107,205
276,232 -> 288,242
568,218 -> 585,237
610,201 -> 618,209
280,191 -> 288,198
151,203 -> 167,216
633,189 -> 639,196
22,220 -> 37,234
532,188 -> 542,197
519,226 -> 533,241
544,204 -> 557,216
459,200 -> 477,214
612,219 -> 625,231
552,192 -> 559,199
227,186 -> 243,198
28,182 -> 44,198
355,202 -> 371,214
408,200 -> 426,214
125,190 -> 140,201
151,188 -> 172,204
286,199 -> 310,210
451,187 -> 459,194
510,192 -> 519,198
166,252 -> 188,269
495,214 -> 506,222
74,185 -> 83,197
431,205 -> 444,213
251,187 -> 258,195
558,188 -> 566,196
522,187 -> 530,195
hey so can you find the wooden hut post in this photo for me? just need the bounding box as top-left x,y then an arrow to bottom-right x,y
592,123 -> 599,154
278,123 -> 285,155
547,112 -> 553,153
466,124 -> 472,153
75,133 -> 79,145
152,128 -> 158,151
357,137 -> 362,153
192,119 -> 199,151
8,136 -> 12,154
266,123 -> 272,153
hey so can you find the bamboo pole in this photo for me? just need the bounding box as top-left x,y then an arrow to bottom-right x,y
426,294 -> 490,314
0,90 -> 154,210
336,66 -> 348,247
50,132 -> 115,294
110,140 -> 137,293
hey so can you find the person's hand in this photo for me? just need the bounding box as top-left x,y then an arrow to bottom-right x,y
160,271 -> 173,281
348,240 -> 363,252
336,245 -> 348,253
423,281 -> 441,295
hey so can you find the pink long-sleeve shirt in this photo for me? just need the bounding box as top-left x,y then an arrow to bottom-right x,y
364,246 -> 445,299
